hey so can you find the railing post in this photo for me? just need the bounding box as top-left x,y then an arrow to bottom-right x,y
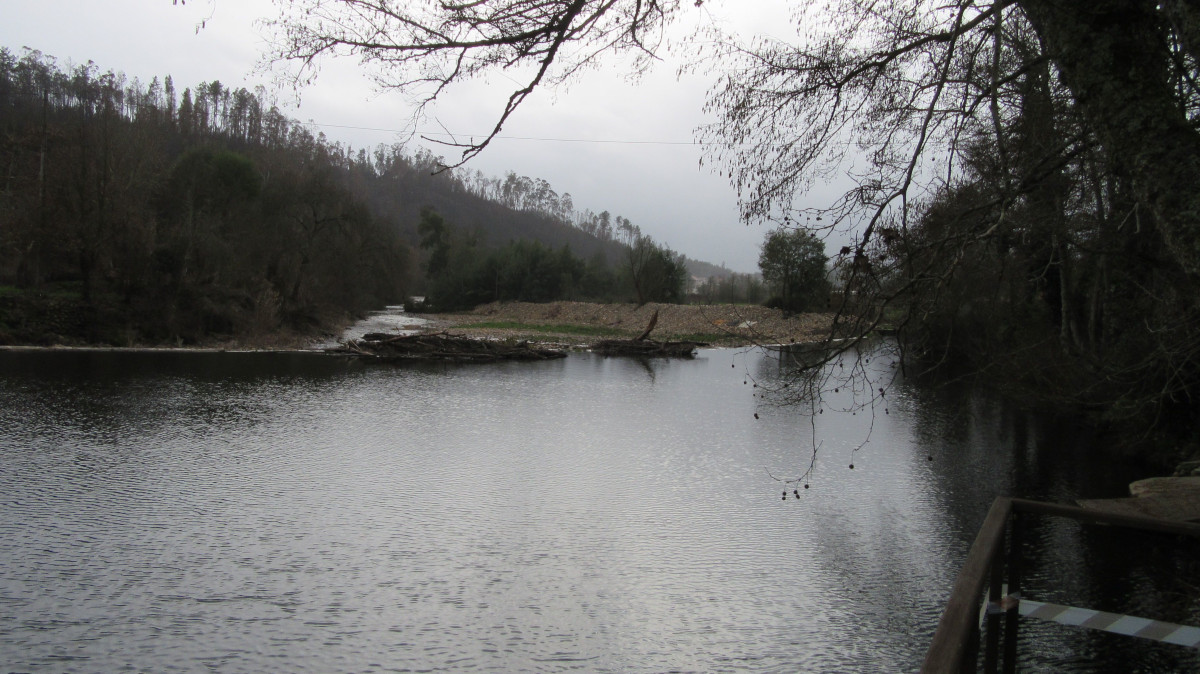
1002,511 -> 1024,673
922,497 -> 1014,673
961,621 -> 980,674
927,497 -> 1200,672
983,518 -> 1008,673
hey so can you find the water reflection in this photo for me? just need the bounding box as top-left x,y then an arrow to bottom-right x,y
0,346 -> 1196,672
751,342 -> 1200,672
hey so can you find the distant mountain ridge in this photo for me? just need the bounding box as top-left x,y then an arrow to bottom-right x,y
405,166 -> 736,277
354,155 -> 630,263
681,256 -> 753,280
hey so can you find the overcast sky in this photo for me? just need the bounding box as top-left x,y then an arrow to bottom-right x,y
1,0 -> 843,273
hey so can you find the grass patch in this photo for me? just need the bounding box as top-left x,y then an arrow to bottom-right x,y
668,333 -> 730,343
461,321 -> 627,337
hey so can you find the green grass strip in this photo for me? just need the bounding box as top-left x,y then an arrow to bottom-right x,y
671,333 -> 729,343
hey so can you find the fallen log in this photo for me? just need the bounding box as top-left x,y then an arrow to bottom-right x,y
591,338 -> 706,358
328,331 -> 566,362
591,309 -> 705,357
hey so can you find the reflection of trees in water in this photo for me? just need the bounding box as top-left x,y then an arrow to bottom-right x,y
0,350 -> 366,457
889,375 -> 1200,672
751,333 -> 1147,500
759,356 -> 1200,671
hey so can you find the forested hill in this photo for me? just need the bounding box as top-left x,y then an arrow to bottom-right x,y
358,154 -> 628,262
0,48 -> 663,344
682,257 -> 739,280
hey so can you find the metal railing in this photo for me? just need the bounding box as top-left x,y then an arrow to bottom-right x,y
922,496 -> 1200,673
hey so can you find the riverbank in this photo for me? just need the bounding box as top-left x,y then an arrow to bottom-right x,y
0,301 -> 835,352
411,301 -> 834,348
0,285 -> 358,351
0,329 -> 339,353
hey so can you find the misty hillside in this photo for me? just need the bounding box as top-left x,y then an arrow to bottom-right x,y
352,154 -> 629,263
681,256 -> 750,280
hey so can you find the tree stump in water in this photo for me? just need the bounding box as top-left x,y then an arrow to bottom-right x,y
635,309 -> 659,341
591,338 -> 706,358
591,309 -> 706,357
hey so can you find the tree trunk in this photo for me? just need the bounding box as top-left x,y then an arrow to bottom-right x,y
1020,0 -> 1200,276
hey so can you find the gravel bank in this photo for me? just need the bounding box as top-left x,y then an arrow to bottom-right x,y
413,301 -> 833,348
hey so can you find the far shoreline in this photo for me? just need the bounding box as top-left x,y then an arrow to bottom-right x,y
0,301 -> 838,353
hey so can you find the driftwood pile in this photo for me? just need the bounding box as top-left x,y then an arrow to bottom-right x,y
589,309 -> 707,358
591,338 -> 706,358
332,332 -> 565,363
329,309 -> 706,362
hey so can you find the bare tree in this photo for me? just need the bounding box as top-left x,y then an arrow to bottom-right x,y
264,0 -> 1200,446
264,0 -> 677,166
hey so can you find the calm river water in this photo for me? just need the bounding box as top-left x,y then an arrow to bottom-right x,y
1,342 -> 1197,672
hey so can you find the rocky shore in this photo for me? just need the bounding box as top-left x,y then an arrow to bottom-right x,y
411,301 -> 834,348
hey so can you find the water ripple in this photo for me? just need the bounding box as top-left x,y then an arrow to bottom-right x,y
0,349 -> 1196,672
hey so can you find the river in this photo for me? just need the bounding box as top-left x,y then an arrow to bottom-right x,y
0,338 -> 1197,672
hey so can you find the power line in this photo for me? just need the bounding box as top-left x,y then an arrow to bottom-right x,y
302,121 -> 716,147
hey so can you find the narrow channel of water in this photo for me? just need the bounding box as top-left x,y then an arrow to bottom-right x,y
0,343 -> 1196,672
310,305 -> 430,350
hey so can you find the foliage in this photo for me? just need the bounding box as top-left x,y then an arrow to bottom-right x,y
0,46 -> 679,344
166,148 -> 263,216
623,234 -> 688,305
758,229 -> 831,313
690,0 -> 1200,443
0,48 -> 411,344
417,207 -> 452,278
690,272 -> 765,305
419,221 -> 583,311
416,209 -> 686,311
